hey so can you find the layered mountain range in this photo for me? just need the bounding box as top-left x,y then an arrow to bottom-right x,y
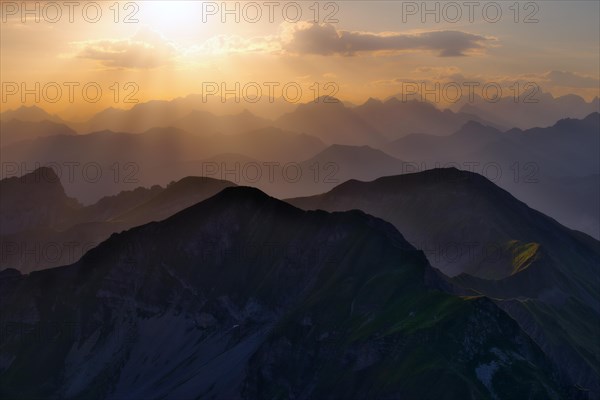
0,185 -> 575,399
1,96 -> 598,399
289,168 -> 600,396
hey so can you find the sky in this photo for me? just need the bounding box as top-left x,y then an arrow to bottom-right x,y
1,0 -> 599,119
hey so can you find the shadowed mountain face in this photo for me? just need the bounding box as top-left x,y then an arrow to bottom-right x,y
288,168 -> 600,395
0,169 -> 236,272
0,119 -> 77,147
0,187 -> 568,399
288,168 -> 600,280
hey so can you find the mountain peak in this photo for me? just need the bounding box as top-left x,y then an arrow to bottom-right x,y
237,108 -> 253,116
17,105 -> 45,112
454,120 -> 500,137
1,105 -> 60,122
297,96 -> 344,110
11,166 -> 61,184
459,120 -> 487,131
159,186 -> 283,224
328,143 -> 375,151
213,185 -> 275,203
315,95 -> 342,104
363,97 -> 383,107
552,112 -> 599,130
311,144 -> 396,163
0,167 -> 75,236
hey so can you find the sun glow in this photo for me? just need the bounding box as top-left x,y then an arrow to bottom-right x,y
138,1 -> 205,36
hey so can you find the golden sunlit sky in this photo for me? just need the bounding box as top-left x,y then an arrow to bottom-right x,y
1,0 -> 599,119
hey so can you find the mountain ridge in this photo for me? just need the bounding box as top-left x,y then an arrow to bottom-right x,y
0,183 -> 569,399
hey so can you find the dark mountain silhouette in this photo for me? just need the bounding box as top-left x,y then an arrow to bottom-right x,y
111,176 -> 236,227
76,185 -> 164,222
288,168 -> 598,279
288,168 -> 600,395
0,170 -> 236,272
0,119 -> 77,147
0,186 -> 568,399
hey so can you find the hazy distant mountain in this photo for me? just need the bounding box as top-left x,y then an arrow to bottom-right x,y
182,94 -> 298,120
276,96 -> 387,146
278,144 -> 405,198
387,120 -> 501,162
451,92 -> 599,129
288,168 -> 600,394
474,112 -> 599,177
388,113 -> 599,172
0,119 -> 77,147
0,170 -> 236,272
208,127 -> 325,161
513,174 -> 600,239
77,100 -> 196,133
139,144 -> 405,199
0,187 -> 567,399
77,95 -> 297,134
77,95 -> 298,133
386,113 -> 600,237
173,109 -> 270,135
303,144 -> 404,178
0,127 -> 325,203
0,105 -> 66,124
83,106 -> 272,136
354,98 -> 503,139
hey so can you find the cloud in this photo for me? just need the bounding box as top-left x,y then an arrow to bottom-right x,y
189,34 -> 280,55
186,23 -> 492,58
72,28 -> 179,69
281,23 -> 492,57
